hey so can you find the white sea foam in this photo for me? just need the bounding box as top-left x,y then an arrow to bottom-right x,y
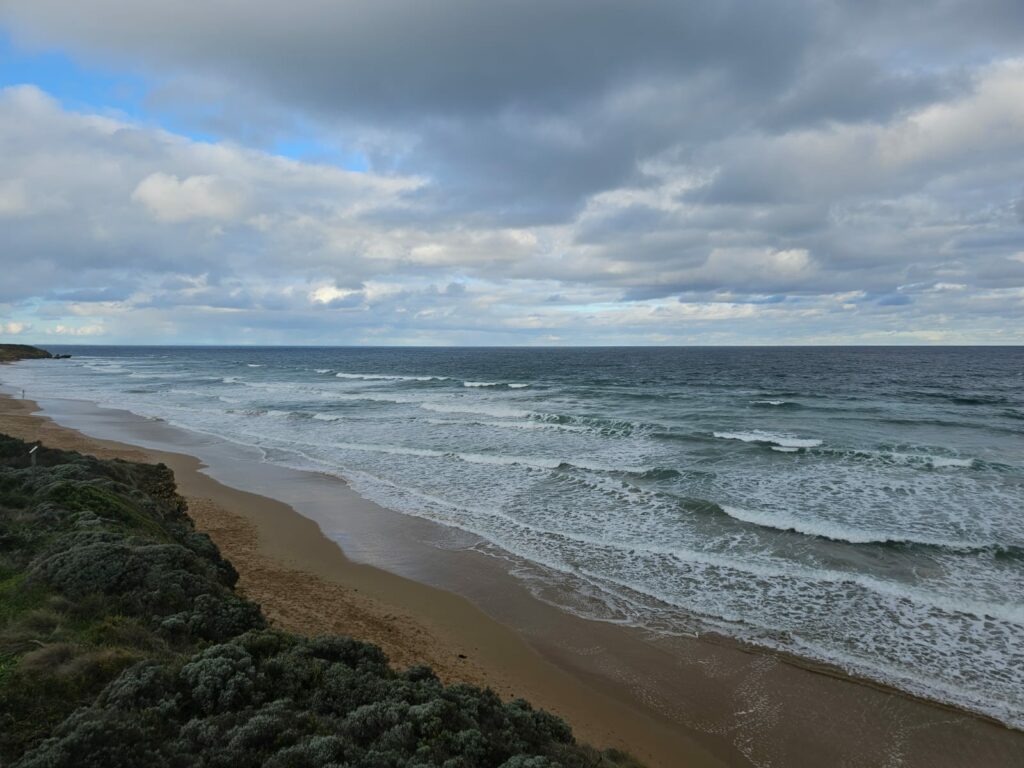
314,368 -> 332,374
311,412 -> 344,421
85,364 -> 128,374
336,372 -> 448,381
330,392 -> 421,405
570,458 -> 655,474
837,448 -> 977,470
751,399 -> 787,406
425,417 -> 589,433
337,469 -> 1024,624
333,441 -> 446,458
246,364 -> 263,368
713,430 -> 822,448
456,452 -> 562,469
718,505 -> 978,548
453,452 -> 652,474
419,401 -> 534,419
930,457 -> 974,468
462,380 -> 530,388
303,436 -> 651,475
483,419 -> 587,433
128,371 -> 189,379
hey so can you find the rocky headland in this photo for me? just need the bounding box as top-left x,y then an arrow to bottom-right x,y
0,345 -> 58,363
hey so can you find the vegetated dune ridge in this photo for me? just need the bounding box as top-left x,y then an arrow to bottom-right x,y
0,433 -> 641,768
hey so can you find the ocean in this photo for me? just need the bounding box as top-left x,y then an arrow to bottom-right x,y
4,345 -> 1023,727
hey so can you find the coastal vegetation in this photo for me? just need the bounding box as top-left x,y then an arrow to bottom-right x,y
0,433 -> 639,767
0,345 -> 55,363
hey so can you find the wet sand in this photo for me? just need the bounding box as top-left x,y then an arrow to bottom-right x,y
2,388 -> 1023,767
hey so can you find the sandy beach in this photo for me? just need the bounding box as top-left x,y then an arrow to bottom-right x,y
0,391 -> 725,767
3,387 -> 1023,768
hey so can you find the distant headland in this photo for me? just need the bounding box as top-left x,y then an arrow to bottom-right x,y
0,345 -> 70,362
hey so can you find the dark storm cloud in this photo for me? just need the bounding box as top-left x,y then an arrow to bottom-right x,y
6,0 -> 1021,225
762,55 -> 961,131
2,0 -> 814,217
3,1 -> 813,116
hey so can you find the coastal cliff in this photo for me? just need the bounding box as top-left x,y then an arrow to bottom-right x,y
0,434 -> 639,768
0,346 -> 54,363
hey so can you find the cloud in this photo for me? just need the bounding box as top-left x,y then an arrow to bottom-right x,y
0,84 -> 424,297
5,1 -> 1023,224
46,323 -> 105,336
1,1 -> 811,117
2,322 -> 29,335
0,179 -> 30,217
0,0 -> 837,222
0,4 -> 1023,343
132,173 -> 244,222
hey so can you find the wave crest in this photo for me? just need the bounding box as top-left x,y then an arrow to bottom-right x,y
336,372 -> 448,382
717,504 -> 1017,553
713,430 -> 822,449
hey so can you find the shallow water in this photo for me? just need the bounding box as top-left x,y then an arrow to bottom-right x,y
6,345 -> 1023,727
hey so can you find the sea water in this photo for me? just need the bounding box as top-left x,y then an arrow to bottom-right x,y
4,346 -> 1023,726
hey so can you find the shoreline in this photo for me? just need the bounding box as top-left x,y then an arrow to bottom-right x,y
0,391 -> 726,768
3,384 -> 1023,767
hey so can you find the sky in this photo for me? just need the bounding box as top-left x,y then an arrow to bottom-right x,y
1,1 -> 1023,346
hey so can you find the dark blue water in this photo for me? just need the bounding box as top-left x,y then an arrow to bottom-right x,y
6,346 -> 1023,725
